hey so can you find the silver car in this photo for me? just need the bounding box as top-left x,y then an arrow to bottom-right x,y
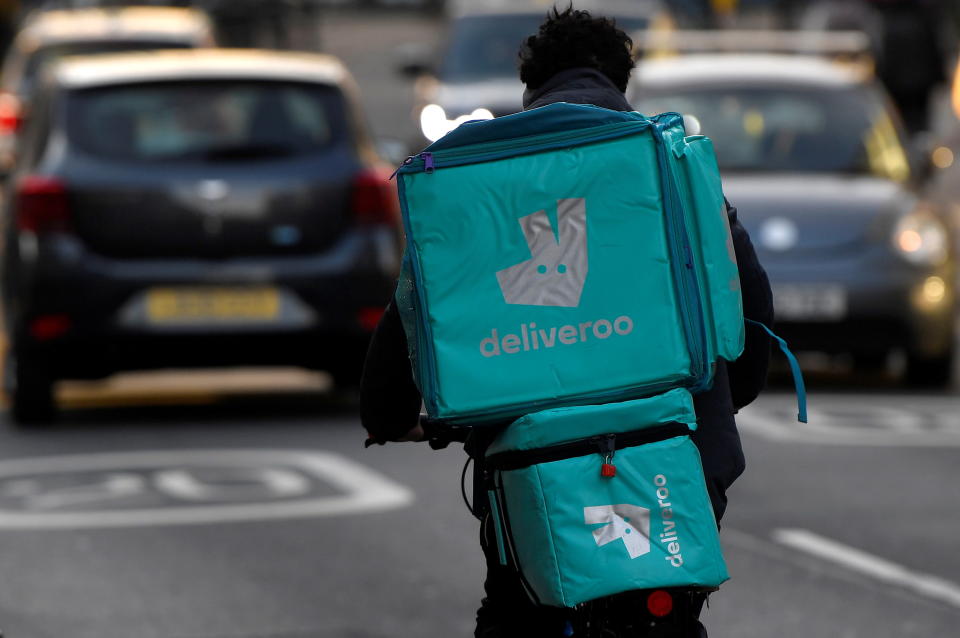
402,0 -> 669,144
0,6 -> 215,174
630,53 -> 956,386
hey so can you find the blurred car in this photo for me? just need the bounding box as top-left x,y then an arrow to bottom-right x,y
630,53 -> 956,385
1,49 -> 402,423
0,6 -> 215,173
400,0 -> 671,144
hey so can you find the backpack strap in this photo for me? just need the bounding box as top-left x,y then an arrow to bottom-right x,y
746,319 -> 808,423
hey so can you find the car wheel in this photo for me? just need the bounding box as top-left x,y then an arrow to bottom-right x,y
904,350 -> 954,388
4,350 -> 57,425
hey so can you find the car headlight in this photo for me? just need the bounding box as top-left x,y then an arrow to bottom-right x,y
420,104 -> 494,142
893,208 -> 948,266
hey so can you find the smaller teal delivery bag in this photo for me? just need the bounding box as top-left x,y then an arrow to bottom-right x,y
483,389 -> 728,608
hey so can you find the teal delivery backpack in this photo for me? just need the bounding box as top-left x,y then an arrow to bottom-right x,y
483,389 -> 728,608
394,103 -> 746,424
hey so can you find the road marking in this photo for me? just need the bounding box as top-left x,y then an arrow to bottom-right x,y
0,449 -> 414,529
773,528 -> 960,609
737,397 -> 960,447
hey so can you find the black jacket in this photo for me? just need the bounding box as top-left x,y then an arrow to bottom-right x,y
361,67 -> 773,521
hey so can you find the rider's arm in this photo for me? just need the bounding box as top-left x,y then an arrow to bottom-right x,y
360,298 -> 424,443
725,199 -> 774,410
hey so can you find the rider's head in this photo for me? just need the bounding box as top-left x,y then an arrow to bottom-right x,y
518,6 -> 635,93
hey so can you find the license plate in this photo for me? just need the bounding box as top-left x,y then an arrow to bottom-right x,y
147,287 -> 280,323
773,284 -> 847,321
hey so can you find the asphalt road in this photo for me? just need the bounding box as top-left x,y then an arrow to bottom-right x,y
0,383 -> 957,638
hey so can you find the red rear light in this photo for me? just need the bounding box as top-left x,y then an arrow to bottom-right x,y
358,306 -> 386,332
646,590 -> 673,617
0,92 -> 22,134
16,176 -> 70,233
29,314 -> 71,341
351,167 -> 400,225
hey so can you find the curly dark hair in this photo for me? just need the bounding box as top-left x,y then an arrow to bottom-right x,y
518,6 -> 635,92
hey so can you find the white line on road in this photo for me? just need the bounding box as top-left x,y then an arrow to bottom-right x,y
0,450 -> 414,529
773,528 -> 960,609
737,404 -> 960,448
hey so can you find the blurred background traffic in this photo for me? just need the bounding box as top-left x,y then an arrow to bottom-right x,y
0,0 -> 958,426
0,1 -> 958,637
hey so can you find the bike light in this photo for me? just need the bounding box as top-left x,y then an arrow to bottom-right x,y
29,314 -> 71,341
351,167 -> 399,225
16,176 -> 70,233
358,306 -> 385,332
647,590 -> 673,617
893,209 -> 948,266
420,104 -> 495,142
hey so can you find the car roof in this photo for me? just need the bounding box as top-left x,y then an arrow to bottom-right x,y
633,54 -> 868,89
51,49 -> 350,90
449,0 -> 661,18
15,7 -> 213,50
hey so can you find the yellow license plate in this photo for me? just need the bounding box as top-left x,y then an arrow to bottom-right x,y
147,287 -> 280,323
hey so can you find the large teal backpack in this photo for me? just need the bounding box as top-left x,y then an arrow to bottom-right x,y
394,103 -> 754,425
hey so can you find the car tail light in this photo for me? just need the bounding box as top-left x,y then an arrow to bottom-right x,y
646,590 -> 673,617
16,176 -> 70,233
0,92 -> 22,134
351,167 -> 400,225
29,314 -> 71,341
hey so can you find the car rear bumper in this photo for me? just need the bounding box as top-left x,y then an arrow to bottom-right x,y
765,258 -> 956,357
10,227 -> 399,377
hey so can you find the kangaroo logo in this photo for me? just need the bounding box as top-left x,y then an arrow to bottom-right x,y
584,504 -> 651,559
496,198 -> 588,307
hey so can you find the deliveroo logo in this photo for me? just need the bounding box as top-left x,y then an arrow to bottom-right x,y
583,504 -> 651,559
496,198 -> 588,307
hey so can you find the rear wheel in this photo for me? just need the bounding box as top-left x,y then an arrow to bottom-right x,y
905,349 -> 954,388
5,349 -> 57,425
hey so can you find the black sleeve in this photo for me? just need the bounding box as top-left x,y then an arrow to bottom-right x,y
359,298 -> 423,442
725,199 -> 774,410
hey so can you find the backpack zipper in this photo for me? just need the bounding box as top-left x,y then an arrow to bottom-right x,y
485,421 -> 690,472
396,120 -> 655,175
653,122 -> 709,392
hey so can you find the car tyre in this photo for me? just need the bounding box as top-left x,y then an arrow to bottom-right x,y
5,350 -> 57,425
904,350 -> 954,388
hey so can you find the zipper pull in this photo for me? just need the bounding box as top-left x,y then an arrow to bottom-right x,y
422,152 -> 435,173
598,434 -> 617,478
389,155 -> 415,181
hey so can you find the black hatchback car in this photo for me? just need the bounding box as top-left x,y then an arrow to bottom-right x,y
1,50 -> 403,423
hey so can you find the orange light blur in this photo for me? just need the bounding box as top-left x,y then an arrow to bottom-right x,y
898,229 -> 923,253
953,58 -> 960,121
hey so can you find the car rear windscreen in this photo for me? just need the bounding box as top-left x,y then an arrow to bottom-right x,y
442,14 -> 649,81
633,85 -> 911,181
67,80 -> 346,162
